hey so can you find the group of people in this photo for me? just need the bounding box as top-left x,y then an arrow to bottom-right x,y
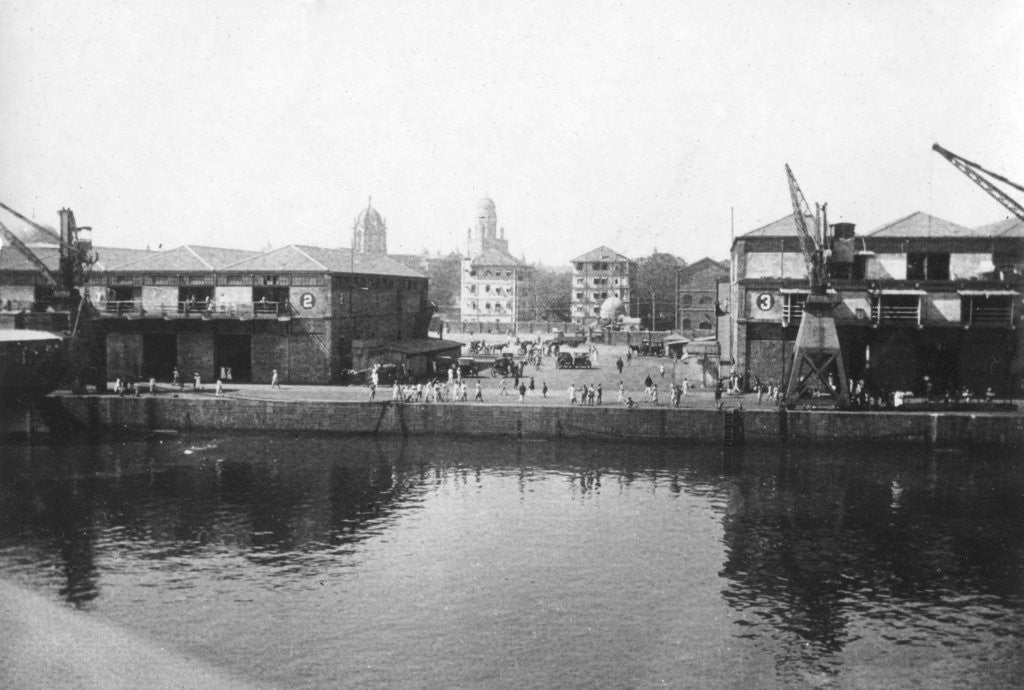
566,382 -> 602,405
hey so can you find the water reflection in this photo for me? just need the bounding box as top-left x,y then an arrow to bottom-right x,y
0,435 -> 1021,686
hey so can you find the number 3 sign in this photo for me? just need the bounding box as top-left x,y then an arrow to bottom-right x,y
299,292 -> 316,309
756,293 -> 774,311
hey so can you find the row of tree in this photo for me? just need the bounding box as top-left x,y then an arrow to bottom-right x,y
419,251 -> 688,328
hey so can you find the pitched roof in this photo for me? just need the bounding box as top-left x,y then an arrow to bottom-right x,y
0,245 -> 59,272
570,245 -> 631,263
469,247 -> 527,267
739,215 -> 804,238
92,247 -> 156,271
108,245 -> 258,272
868,211 -> 974,238
218,245 -> 425,278
974,217 -> 1024,238
676,257 -> 728,279
296,246 -> 424,277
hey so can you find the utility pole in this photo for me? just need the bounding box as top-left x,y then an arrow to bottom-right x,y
651,291 -> 656,331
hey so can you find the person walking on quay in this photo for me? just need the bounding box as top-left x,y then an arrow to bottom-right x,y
617,380 -> 625,404
369,382 -> 376,401
659,363 -> 665,379
215,378 -> 224,396
519,382 -> 527,402
542,381 -> 548,398
681,378 -> 689,397
172,368 -> 181,389
644,374 -> 654,400
651,383 -> 659,406
193,372 -> 203,391
149,377 -> 157,395
626,349 -> 632,366
568,383 -> 577,404
499,377 -> 509,396
714,379 -> 723,407
616,357 -> 624,375
271,369 -> 280,390
475,381 -> 483,402
596,382 -> 603,405
392,381 -> 401,402
529,376 -> 535,396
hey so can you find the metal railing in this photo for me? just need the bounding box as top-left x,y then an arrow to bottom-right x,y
969,304 -> 1013,327
97,300 -> 287,318
871,301 -> 920,326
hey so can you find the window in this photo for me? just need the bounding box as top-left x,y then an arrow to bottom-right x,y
682,318 -> 692,330
906,253 -> 950,281
698,319 -> 713,330
682,295 -> 693,307
576,292 -> 583,300
699,295 -> 712,305
575,263 -> 583,271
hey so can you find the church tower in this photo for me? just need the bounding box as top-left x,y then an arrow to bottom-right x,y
353,198 -> 387,254
466,197 -> 509,259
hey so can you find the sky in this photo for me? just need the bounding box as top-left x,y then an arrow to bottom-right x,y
1,0 -> 1022,266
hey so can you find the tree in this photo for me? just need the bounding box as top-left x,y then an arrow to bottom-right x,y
527,266 -> 572,321
423,252 -> 463,312
634,251 -> 686,330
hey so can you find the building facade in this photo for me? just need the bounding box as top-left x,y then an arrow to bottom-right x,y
675,257 -> 728,337
729,211 -> 1024,395
570,246 -> 636,323
1,205 -> 460,385
460,198 -> 531,329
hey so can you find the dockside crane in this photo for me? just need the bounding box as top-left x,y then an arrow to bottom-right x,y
0,201 -> 101,390
782,164 -> 849,408
931,143 -> 1024,222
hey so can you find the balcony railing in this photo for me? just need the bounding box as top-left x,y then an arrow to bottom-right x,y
98,300 -> 287,319
871,300 -> 921,326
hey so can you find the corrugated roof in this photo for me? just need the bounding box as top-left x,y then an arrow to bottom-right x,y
384,338 -> 463,355
868,211 -> 975,238
570,245 -> 631,263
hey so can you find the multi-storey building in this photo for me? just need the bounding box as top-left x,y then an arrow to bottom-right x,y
675,257 -> 729,337
0,204 -> 460,385
460,198 -> 531,329
570,246 -> 636,323
729,211 -> 1023,395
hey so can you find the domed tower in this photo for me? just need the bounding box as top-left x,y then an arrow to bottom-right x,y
466,197 -> 508,259
353,198 -> 387,254
476,197 -> 497,239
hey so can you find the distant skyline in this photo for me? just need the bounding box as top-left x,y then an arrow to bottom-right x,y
1,1 -> 1021,266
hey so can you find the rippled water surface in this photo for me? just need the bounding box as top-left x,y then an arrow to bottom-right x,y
1,434 -> 1022,687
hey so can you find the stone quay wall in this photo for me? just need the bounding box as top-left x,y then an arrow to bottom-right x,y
33,396 -> 1024,448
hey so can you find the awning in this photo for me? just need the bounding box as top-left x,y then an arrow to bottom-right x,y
957,289 -> 1019,297
779,288 -> 809,295
876,289 -> 926,295
661,334 -> 689,345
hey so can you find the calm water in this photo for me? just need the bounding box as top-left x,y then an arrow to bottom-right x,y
0,434 -> 1021,688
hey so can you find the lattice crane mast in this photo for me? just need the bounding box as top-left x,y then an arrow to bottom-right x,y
932,143 -> 1024,222
782,164 -> 849,408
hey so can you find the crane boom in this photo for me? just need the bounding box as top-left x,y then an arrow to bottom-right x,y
932,143 -> 1024,222
0,219 -> 59,286
784,164 -> 825,292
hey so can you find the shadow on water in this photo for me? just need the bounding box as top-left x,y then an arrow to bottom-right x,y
0,434 -> 1021,682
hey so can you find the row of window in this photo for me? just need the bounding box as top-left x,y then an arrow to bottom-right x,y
467,301 -> 512,312
468,269 -> 516,278
466,285 -> 511,295
574,277 -> 624,287
778,292 -> 1015,327
574,262 -> 628,272
93,274 -> 423,289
